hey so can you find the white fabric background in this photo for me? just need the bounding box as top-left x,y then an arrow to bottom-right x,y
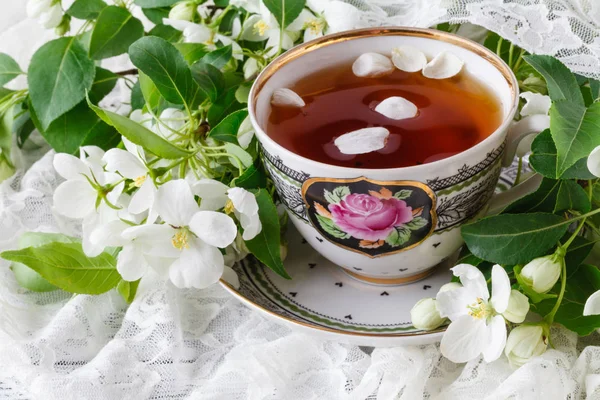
2,2 -> 600,399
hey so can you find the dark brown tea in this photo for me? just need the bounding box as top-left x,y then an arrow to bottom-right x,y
266,62 -> 503,168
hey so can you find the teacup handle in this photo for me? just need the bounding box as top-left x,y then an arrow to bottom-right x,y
486,115 -> 550,215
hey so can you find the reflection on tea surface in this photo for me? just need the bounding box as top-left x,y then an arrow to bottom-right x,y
266,62 -> 503,168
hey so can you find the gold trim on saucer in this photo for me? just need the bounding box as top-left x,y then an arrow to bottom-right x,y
301,177 -> 437,259
343,268 -> 435,285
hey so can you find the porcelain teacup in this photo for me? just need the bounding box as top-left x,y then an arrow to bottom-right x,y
249,27 -> 544,285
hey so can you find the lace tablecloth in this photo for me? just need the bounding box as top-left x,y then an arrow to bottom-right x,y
3,2 -> 600,399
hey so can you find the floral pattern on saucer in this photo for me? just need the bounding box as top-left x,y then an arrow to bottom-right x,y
303,178 -> 436,257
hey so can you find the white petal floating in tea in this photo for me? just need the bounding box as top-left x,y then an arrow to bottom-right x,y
334,127 -> 390,155
374,96 -> 418,120
391,46 -> 427,73
352,53 -> 394,78
270,88 -> 306,108
422,52 -> 464,79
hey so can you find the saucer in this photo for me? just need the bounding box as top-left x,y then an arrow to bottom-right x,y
220,160 -> 526,347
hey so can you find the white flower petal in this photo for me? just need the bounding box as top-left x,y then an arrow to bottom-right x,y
271,88 -> 305,108
520,92 -> 551,117
422,52 -> 464,79
53,180 -> 97,219
587,146 -> 600,178
154,180 -> 199,226
117,244 -> 150,281
584,290 -> 600,316
27,0 -> 52,18
80,146 -> 105,163
491,264 -> 511,313
192,179 -> 229,210
227,187 -> 258,216
304,27 -> 323,42
374,96 -> 418,120
452,263 -> 490,301
352,52 -> 394,78
53,153 -> 89,181
122,224 -> 180,258
169,238 -> 225,289
159,108 -> 186,132
437,282 -> 462,295
128,177 -> 155,215
391,46 -> 427,73
241,15 -> 269,41
221,266 -> 240,289
334,127 -> 390,155
89,220 -> 129,248
40,3 -> 62,29
189,211 -> 237,248
122,137 -> 146,162
103,149 -> 147,179
323,1 -> 362,33
237,116 -> 255,149
503,290 -> 530,323
440,315 -> 487,363
239,212 -> 262,240
243,57 -> 260,80
482,315 -> 507,363
436,286 -> 478,321
287,9 -> 315,32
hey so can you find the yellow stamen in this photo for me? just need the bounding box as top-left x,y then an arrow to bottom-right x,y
253,20 -> 269,36
224,199 -> 235,214
467,298 -> 492,320
134,175 -> 147,187
304,19 -> 325,35
171,229 -> 190,250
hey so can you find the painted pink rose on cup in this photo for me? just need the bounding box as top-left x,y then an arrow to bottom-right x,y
329,192 -> 413,241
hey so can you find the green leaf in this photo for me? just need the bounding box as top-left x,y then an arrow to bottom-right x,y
207,87 -> 243,126
324,186 -> 350,204
208,108 -> 247,144
535,264 -> 600,335
191,61 -> 225,103
394,189 -> 412,200
131,80 -> 144,110
529,129 -> 595,179
385,226 -> 411,247
14,111 -> 35,148
404,216 -> 427,230
1,242 -> 121,295
201,45 -> 232,69
504,177 -> 561,214
554,179 -> 591,213
90,6 -> 144,60
134,0 -> 179,7
262,0 -> 306,28
224,143 -> 252,168
117,279 -> 140,303
142,6 -> 170,24
0,53 -> 22,87
245,189 -> 290,279
173,43 -> 209,65
235,81 -> 252,104
461,213 -> 570,265
564,235 -> 594,271
32,67 -> 119,154
523,55 -> 584,105
550,101 -> 600,176
138,71 -> 162,111
590,79 -> 600,102
129,36 -> 201,109
316,214 -> 350,239
88,99 -> 190,159
483,32 -> 512,65
235,162 -> 267,189
148,24 -> 183,42
28,37 -> 96,130
0,105 -> 14,157
10,233 -> 78,292
456,246 -> 485,266
66,0 -> 107,19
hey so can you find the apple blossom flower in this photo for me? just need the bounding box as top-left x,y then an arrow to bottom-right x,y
520,92 -> 551,117
305,0 -> 363,40
39,2 -> 63,29
103,138 -> 157,221
504,324 -> 548,368
241,3 -> 313,57
119,180 -> 238,288
583,290 -> 600,334
519,253 -> 563,293
169,1 -> 196,21
411,298 -> 445,330
437,264 -> 521,363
